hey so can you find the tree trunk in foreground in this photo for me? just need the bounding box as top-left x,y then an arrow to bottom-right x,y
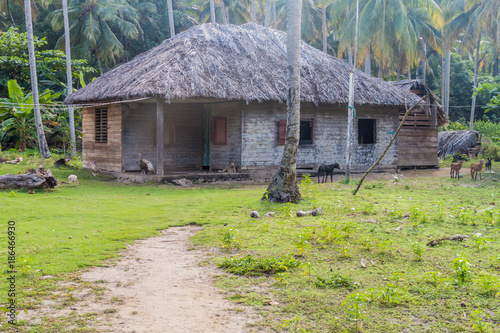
262,0 -> 302,203
24,0 -> 51,159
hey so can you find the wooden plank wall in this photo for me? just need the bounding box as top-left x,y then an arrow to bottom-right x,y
210,102 -> 242,170
398,127 -> 438,167
122,102 -> 203,172
82,103 -> 123,172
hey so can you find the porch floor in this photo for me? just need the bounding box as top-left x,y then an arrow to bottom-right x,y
117,170 -> 251,184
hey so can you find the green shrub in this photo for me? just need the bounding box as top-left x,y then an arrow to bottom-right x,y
315,273 -> 361,289
218,254 -> 301,276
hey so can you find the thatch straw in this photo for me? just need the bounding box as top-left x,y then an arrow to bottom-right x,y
438,130 -> 480,158
65,23 -> 421,107
391,79 -> 447,127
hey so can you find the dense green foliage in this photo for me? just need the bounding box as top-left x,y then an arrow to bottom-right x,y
0,27 -> 94,96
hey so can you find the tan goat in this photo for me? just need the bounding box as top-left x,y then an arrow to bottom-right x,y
470,159 -> 485,180
450,160 -> 464,179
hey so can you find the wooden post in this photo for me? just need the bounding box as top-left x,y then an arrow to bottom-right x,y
156,99 -> 164,176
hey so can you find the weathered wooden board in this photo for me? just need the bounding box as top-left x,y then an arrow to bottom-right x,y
82,103 -> 123,172
397,127 -> 438,167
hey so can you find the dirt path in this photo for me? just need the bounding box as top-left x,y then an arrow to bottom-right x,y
24,226 -> 261,332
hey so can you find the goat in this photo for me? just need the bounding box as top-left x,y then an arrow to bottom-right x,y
317,163 -> 340,183
485,158 -> 492,171
450,160 -> 464,179
470,159 -> 485,180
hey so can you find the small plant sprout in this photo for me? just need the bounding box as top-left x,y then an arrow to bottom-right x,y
475,274 -> 500,296
412,242 -> 424,261
301,262 -> 315,281
280,314 -> 306,333
341,292 -> 370,330
425,271 -> 442,287
220,228 -> 241,251
275,272 -> 289,285
469,310 -> 493,333
294,234 -> 311,257
472,234 -> 492,250
279,202 -> 295,218
452,254 -> 472,284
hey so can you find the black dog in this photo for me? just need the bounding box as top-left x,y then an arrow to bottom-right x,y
317,163 -> 340,183
485,158 -> 492,171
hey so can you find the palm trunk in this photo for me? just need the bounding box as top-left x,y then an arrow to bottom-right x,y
24,0 -> 51,158
272,0 -> 277,28
264,0 -> 271,27
364,53 -> 371,74
470,29 -> 482,131
263,0 -> 302,203
322,0 -> 327,53
445,50 -> 451,117
422,40 -> 427,84
167,0 -> 175,37
494,49 -> 499,76
408,67 -> 411,80
6,0 -> 16,27
251,0 -> 256,22
441,53 -> 445,111
220,0 -> 228,24
62,0 -> 76,158
210,0 -> 216,23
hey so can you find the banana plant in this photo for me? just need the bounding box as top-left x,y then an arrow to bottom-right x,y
0,79 -> 60,151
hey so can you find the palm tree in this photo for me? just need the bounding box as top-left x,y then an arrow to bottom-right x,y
459,0 -> 499,129
62,0 -> 76,157
24,0 -> 50,158
275,0 -> 321,46
1,0 -> 46,27
263,0 -> 302,203
49,0 -> 142,75
440,0 -> 476,117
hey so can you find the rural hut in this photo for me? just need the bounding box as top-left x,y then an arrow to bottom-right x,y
391,79 -> 447,168
65,23 -> 427,178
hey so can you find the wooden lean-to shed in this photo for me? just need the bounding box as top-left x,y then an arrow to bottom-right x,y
65,23 -> 429,178
391,80 -> 447,168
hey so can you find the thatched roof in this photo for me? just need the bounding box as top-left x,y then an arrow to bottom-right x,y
438,130 -> 480,158
65,23 -> 421,107
391,79 -> 447,127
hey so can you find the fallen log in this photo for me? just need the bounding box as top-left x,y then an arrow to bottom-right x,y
426,234 -> 468,247
0,168 -> 58,189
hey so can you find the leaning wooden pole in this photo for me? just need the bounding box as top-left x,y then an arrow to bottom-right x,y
353,95 -> 426,195
352,95 -> 427,195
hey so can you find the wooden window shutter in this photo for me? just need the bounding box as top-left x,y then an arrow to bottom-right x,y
95,108 -> 108,143
212,117 -> 227,145
278,119 -> 287,145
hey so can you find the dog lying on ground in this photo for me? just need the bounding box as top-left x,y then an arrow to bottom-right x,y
485,158 -> 492,171
317,163 -> 340,183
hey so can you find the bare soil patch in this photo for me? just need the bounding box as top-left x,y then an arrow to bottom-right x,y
23,226 -> 263,332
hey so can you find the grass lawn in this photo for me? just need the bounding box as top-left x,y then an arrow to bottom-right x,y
0,156 -> 499,332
